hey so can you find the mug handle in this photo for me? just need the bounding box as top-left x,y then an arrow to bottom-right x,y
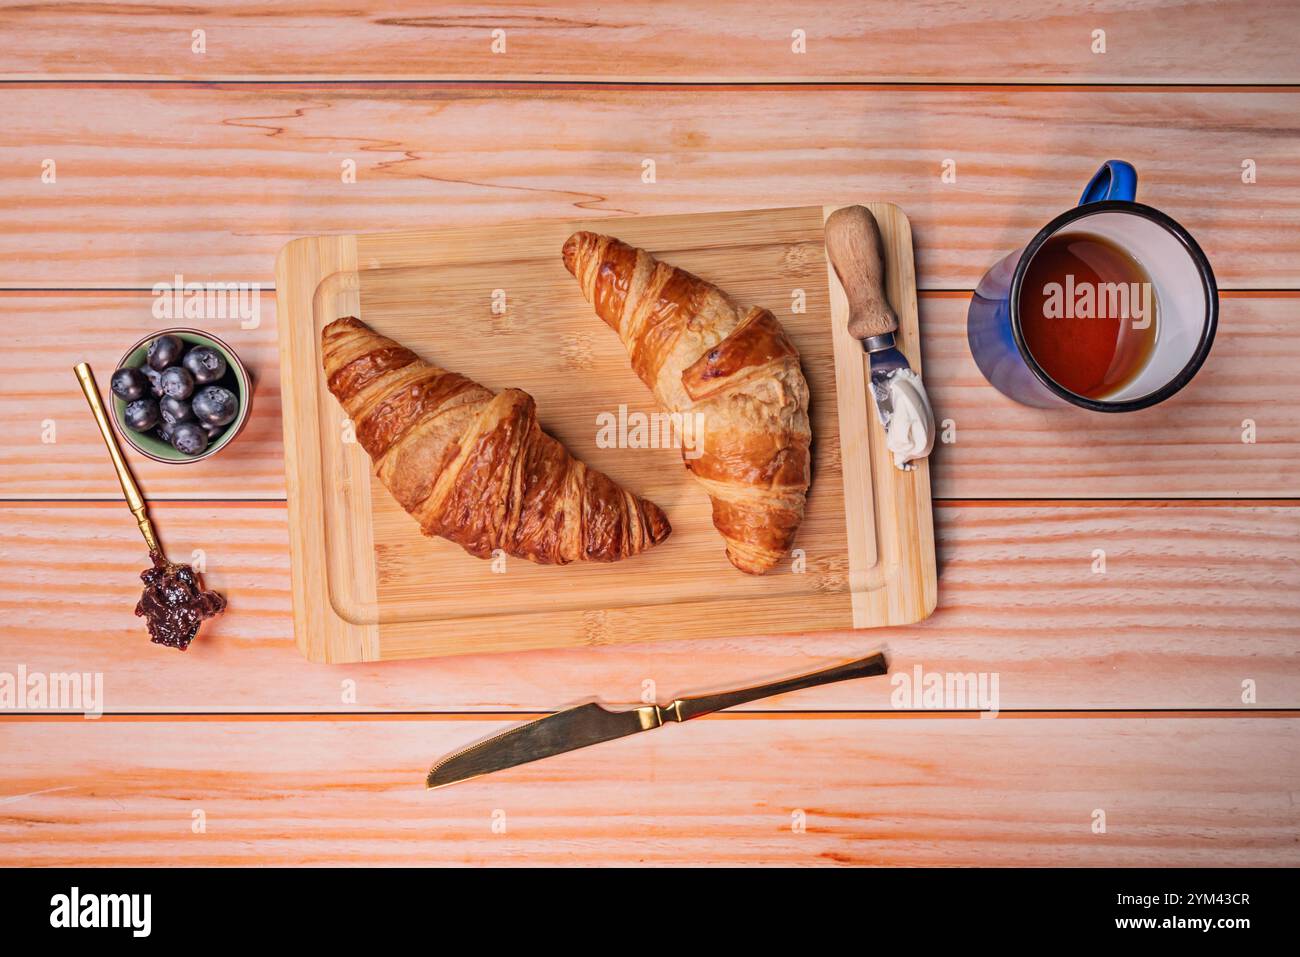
1079,160 -> 1138,205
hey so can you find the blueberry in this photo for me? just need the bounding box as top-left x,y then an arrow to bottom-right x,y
159,365 -> 194,400
201,421 -> 225,440
182,345 -> 228,385
160,395 -> 194,428
156,424 -> 173,444
192,385 -> 238,427
110,367 -> 149,402
123,398 -> 160,432
170,422 -> 209,456
147,334 -> 184,371
139,364 -> 164,397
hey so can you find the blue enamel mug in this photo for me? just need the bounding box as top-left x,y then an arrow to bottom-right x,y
967,160 -> 1218,411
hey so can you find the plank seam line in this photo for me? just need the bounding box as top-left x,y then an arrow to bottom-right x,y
2,80 -> 1300,91
2,709 -> 1297,722
2,287 -> 1297,297
3,497 -> 1297,505
0,498 -> 293,504
2,289 -> 1300,304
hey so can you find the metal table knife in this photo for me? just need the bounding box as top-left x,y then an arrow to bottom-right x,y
824,205 -> 912,431
427,652 -> 888,789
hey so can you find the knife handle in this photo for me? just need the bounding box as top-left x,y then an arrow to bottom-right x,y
667,652 -> 888,722
825,205 -> 898,341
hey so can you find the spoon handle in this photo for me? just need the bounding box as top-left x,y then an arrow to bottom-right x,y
73,362 -> 162,556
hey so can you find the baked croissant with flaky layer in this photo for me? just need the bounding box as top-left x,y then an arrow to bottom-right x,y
322,317 -> 671,565
562,232 -> 811,575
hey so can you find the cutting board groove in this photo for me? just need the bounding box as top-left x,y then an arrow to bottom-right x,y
276,205 -> 935,662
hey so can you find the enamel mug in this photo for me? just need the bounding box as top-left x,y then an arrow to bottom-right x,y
966,160 -> 1218,411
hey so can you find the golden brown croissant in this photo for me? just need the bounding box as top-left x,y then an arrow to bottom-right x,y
321,316 -> 670,565
562,232 -> 811,574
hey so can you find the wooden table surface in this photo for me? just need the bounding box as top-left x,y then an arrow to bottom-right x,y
2,2 -> 1298,866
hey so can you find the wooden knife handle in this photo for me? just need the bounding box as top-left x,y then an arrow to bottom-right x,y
825,205 -> 899,341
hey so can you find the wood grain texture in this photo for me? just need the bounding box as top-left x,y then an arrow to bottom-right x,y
3,292 -> 1293,501
0,292 -> 284,500
2,1 -> 1298,83
2,714 -> 1296,865
927,292 -> 1300,497
3,86 -> 1297,288
3,502 -> 1295,711
823,204 -> 935,624
4,20 -> 1297,866
273,233 -> 372,665
277,206 -> 935,661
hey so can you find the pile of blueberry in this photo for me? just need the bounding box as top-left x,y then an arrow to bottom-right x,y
111,334 -> 240,457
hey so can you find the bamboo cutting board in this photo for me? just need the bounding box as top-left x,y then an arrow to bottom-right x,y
275,205 -> 935,663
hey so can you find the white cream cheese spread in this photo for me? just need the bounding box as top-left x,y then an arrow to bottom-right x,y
884,368 -> 935,470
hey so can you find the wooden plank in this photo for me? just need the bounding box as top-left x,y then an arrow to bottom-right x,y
2,714 -> 1296,865
0,292 -> 285,500
3,292 -> 1293,501
2,502 -> 1295,711
2,86 -> 1296,289
926,293 -> 1300,498
2,1 -> 1298,83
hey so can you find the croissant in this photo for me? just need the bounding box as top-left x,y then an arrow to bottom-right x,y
321,316 -> 670,565
562,232 -> 811,574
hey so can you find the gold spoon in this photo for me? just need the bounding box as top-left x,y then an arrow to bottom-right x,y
73,362 -> 163,557
73,361 -> 225,649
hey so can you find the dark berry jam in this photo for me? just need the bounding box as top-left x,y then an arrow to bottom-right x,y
134,551 -> 226,650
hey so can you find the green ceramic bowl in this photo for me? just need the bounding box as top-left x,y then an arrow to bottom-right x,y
112,328 -> 251,464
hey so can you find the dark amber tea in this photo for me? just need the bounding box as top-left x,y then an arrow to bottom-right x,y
1017,232 -> 1159,399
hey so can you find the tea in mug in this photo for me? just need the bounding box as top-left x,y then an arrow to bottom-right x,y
1017,232 -> 1159,399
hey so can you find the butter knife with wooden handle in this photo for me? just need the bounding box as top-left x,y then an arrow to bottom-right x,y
825,205 -> 935,470
427,652 -> 889,789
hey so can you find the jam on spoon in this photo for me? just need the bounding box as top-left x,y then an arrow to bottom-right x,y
136,551 -> 226,651
75,362 -> 226,650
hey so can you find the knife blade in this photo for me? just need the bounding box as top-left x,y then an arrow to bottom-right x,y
427,652 -> 888,790
824,205 -> 931,468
